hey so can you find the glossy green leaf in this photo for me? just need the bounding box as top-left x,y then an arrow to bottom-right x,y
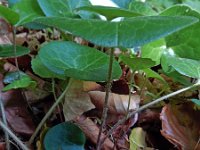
120,56 -> 155,71
168,56 -> 200,79
38,41 -> 121,81
2,74 -> 36,92
37,0 -> 93,18
12,0 -> 44,26
34,16 -> 198,48
0,45 -> 30,58
141,39 -> 166,65
76,6 -> 142,20
3,71 -> 26,84
31,56 -> 66,79
0,5 -> 19,25
161,5 -> 200,60
44,122 -> 85,150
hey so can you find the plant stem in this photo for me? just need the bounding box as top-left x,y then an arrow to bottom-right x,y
52,78 -> 63,122
103,80 -> 200,143
0,97 -> 10,150
28,78 -> 73,145
96,48 -> 114,150
12,27 -> 20,76
0,120 -> 29,150
126,72 -> 135,116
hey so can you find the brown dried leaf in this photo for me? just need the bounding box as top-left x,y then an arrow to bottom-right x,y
160,104 -> 200,150
74,115 -> 114,150
88,91 -> 140,115
5,107 -> 35,136
63,79 -> 95,121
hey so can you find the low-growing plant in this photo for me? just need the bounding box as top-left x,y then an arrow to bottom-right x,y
0,0 -> 200,150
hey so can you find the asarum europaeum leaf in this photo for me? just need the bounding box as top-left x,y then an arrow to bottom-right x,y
32,41 -> 122,81
34,16 -> 198,48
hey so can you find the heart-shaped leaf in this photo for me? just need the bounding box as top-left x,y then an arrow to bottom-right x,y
0,45 -> 30,58
120,56 -> 155,71
34,16 -> 198,48
0,5 -> 19,25
44,122 -> 86,150
12,0 -> 44,26
31,56 -> 66,79
76,6 -> 142,20
161,5 -> 200,60
37,0 -> 93,18
35,41 -> 121,81
168,56 -> 200,79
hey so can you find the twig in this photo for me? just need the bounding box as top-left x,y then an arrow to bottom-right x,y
28,78 -> 73,145
96,48 -> 114,150
0,96 -> 10,150
0,120 -> 29,150
102,80 -> 200,144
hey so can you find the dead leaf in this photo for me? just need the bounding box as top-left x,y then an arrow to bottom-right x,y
74,115 -> 114,150
63,79 -> 95,121
5,107 -> 35,137
88,91 -> 140,115
160,104 -> 200,150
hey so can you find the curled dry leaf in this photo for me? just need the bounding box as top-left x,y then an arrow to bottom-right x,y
88,91 -> 140,115
74,115 -> 114,150
63,79 -> 95,121
160,104 -> 200,150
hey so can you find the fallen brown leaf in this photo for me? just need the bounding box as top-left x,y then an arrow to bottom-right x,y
63,79 -> 95,121
74,115 -> 115,150
88,91 -> 140,115
160,104 -> 200,150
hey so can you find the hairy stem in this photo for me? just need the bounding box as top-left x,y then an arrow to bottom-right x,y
96,48 -> 114,150
0,120 -> 29,150
28,78 -> 73,145
103,80 -> 200,143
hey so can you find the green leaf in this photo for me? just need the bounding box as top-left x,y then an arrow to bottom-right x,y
168,56 -> 200,79
31,56 -> 66,79
143,68 -> 166,83
37,0 -> 93,18
34,16 -> 198,48
129,1 -> 157,16
2,74 -> 36,92
129,127 -> 147,150
44,122 -> 85,150
141,39 -> 166,65
0,5 -> 19,25
191,99 -> 200,110
3,71 -> 26,84
12,0 -> 44,26
0,45 -> 30,58
38,41 -> 122,81
161,5 -> 200,60
183,0 -> 200,13
8,0 -> 21,7
76,6 -> 142,20
120,56 -> 155,71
